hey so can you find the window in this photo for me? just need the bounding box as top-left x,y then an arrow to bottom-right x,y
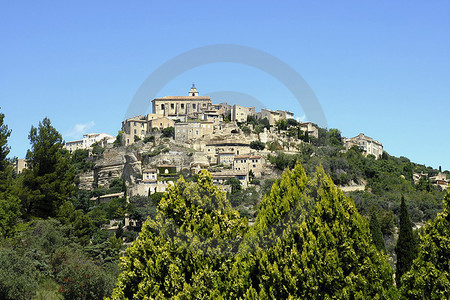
171,104 -> 174,109
161,104 -> 165,110
181,104 -> 184,109
193,104 -> 196,109
141,130 -> 144,135
134,129 -> 137,134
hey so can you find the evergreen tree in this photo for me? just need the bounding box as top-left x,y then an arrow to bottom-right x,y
395,195 -> 417,285
22,117 -> 75,218
245,163 -> 394,299
111,164 -> 395,299
111,171 -> 248,299
370,209 -> 386,253
0,110 -> 21,237
400,189 -> 450,299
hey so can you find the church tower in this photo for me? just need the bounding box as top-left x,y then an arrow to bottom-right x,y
188,83 -> 199,96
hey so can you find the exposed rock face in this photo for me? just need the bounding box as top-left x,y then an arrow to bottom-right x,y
78,171 -> 95,190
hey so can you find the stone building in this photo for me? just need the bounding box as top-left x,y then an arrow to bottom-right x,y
255,109 -> 293,126
430,172 -> 449,190
148,116 -> 175,131
174,121 -> 214,142
232,104 -> 255,123
210,170 -> 249,189
65,133 -> 115,152
233,154 -> 265,177
14,158 -> 28,174
203,141 -> 251,164
121,115 -> 149,146
151,85 -> 212,121
217,152 -> 235,166
299,122 -> 319,139
121,114 -> 174,146
343,133 -> 383,158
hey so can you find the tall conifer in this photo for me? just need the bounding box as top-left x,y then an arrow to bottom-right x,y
395,195 -> 417,285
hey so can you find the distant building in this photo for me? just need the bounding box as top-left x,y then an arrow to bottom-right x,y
413,172 -> 429,184
232,104 -> 255,123
217,152 -> 235,166
151,84 -> 212,121
204,141 -> 251,164
255,108 -> 293,126
343,133 -> 383,158
174,121 -> 214,142
121,114 -> 175,146
90,192 -> 124,204
14,158 -> 28,174
233,154 -> 265,177
430,172 -> 449,190
299,122 -> 319,139
121,115 -> 149,145
65,133 -> 115,152
210,170 -> 249,189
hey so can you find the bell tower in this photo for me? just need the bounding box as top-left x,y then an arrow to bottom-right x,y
188,83 -> 199,96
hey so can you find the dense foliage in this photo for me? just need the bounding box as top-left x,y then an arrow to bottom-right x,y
111,164 -> 395,298
0,109 -> 448,299
400,190 -> 450,299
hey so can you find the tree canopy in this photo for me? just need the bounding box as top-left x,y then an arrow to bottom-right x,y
400,189 -> 450,299
21,117 -> 75,218
111,163 -> 395,299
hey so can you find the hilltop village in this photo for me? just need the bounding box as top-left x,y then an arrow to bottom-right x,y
43,85 -> 444,206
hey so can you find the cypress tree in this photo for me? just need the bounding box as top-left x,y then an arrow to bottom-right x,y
111,171 -> 248,299
248,163 -> 394,299
111,164 -> 395,299
370,209 -> 386,253
395,195 -> 417,285
400,189 -> 450,299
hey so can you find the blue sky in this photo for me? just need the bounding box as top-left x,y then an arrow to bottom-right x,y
1,0 -> 449,170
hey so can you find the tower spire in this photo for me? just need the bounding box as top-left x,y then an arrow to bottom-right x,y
189,83 -> 198,96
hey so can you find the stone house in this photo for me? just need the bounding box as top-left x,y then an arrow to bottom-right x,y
210,170 -> 249,189
65,132 -> 115,152
203,141 -> 251,164
233,154 -> 265,177
151,85 -> 212,121
343,133 -> 383,158
217,152 -> 235,166
232,104 -> 255,123
14,158 -> 28,174
174,121 -> 214,142
299,122 -> 319,139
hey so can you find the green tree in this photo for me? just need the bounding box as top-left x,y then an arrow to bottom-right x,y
161,126 -> 174,138
249,140 -> 265,150
242,126 -> 251,135
247,163 -> 395,298
395,195 -> 418,285
0,110 -> 21,237
110,171 -> 248,299
22,117 -> 75,218
113,131 -> 123,147
369,209 -> 386,253
225,177 -> 242,193
400,190 -> 450,299
0,248 -> 39,300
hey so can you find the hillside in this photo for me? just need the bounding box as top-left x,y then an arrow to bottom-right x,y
1,111 -> 448,299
